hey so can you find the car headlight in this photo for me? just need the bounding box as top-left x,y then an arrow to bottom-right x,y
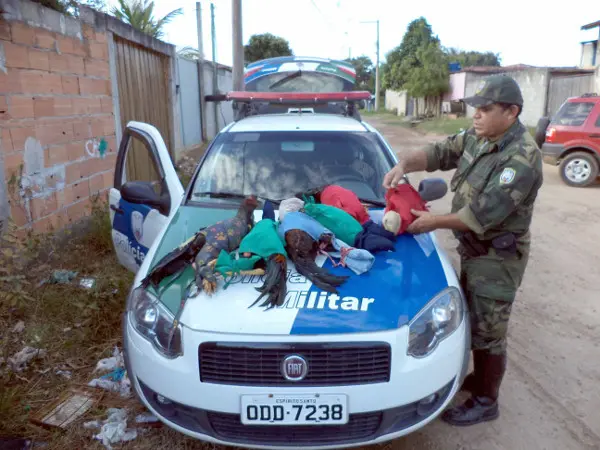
127,287 -> 183,359
407,287 -> 464,358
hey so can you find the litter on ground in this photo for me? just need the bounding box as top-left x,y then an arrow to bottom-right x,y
8,347 -> 46,373
12,321 -> 25,333
84,408 -> 137,450
30,388 -> 99,430
88,347 -> 131,398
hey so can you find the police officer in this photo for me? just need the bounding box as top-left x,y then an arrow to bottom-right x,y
382,75 -> 543,426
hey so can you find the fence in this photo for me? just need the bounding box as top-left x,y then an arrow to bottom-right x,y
177,57 -> 202,149
176,58 -> 234,150
1,0 -> 238,235
546,73 -> 596,118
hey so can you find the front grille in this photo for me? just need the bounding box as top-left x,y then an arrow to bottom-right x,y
137,376 -> 456,447
208,411 -> 382,445
199,342 -> 391,386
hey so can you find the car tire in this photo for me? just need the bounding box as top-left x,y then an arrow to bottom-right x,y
558,151 -> 599,187
534,117 -> 550,148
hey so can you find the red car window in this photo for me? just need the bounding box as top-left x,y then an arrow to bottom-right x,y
552,101 -> 595,126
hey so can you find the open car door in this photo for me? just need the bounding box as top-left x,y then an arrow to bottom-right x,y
109,121 -> 184,273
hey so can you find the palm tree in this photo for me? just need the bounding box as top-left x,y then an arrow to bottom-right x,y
111,0 -> 183,39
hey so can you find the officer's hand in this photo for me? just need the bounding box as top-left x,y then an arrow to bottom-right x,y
382,162 -> 405,189
406,209 -> 438,234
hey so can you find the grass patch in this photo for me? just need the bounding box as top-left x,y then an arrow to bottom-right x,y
416,117 -> 473,135
366,111 -> 538,139
0,196 -> 232,448
0,200 -> 136,447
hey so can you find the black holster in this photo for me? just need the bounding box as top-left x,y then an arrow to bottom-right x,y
457,231 -> 518,259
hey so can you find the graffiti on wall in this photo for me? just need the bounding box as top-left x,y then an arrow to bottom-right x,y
85,137 -> 108,159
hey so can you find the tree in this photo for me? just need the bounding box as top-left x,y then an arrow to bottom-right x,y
382,17 -> 440,91
345,55 -> 374,91
402,42 -> 449,115
444,47 -> 501,68
244,33 -> 293,64
110,0 -> 182,40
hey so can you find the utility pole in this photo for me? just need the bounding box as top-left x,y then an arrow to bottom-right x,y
375,19 -> 380,111
210,3 -> 218,129
232,0 -> 244,91
196,2 -> 207,141
360,19 -> 380,110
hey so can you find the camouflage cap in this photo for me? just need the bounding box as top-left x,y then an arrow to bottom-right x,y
463,75 -> 524,108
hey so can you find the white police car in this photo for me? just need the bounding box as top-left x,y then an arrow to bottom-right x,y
109,90 -> 470,449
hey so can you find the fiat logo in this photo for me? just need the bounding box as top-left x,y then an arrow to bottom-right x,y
282,355 -> 308,381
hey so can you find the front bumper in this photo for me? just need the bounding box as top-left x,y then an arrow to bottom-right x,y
122,311 -> 470,450
541,142 -> 564,165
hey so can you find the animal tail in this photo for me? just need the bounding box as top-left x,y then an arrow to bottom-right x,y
142,232 -> 206,289
293,254 -> 349,294
249,254 -> 287,309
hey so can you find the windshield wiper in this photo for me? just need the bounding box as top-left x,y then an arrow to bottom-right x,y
193,192 -> 280,204
194,191 -> 248,200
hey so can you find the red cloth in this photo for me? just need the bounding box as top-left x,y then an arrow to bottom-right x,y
384,184 -> 428,234
320,185 -> 370,225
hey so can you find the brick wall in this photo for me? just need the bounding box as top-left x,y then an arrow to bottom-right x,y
0,6 -> 117,234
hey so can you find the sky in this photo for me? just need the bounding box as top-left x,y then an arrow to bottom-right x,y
104,0 -> 600,69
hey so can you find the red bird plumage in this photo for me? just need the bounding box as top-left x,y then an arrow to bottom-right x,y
382,184 -> 428,235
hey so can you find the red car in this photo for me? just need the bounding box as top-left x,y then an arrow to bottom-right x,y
537,93 -> 600,187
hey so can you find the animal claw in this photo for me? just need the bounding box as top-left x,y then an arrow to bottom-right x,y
202,279 -> 217,294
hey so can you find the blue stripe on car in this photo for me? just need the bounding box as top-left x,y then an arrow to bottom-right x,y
289,234 -> 448,334
111,199 -> 152,267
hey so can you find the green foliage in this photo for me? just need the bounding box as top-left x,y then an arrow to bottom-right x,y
244,33 -> 293,64
111,0 -> 182,39
345,55 -> 374,92
381,16 -> 501,102
444,47 -> 501,68
382,17 -> 440,91
402,42 -> 449,98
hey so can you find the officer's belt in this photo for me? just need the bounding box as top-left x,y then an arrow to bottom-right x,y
457,231 -> 523,258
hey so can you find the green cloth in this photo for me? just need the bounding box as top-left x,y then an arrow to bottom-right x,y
214,219 -> 287,278
302,195 -> 362,246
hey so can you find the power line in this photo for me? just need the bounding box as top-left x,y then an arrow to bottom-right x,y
308,0 -> 351,56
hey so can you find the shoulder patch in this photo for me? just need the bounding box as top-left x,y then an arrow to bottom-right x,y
499,167 -> 516,185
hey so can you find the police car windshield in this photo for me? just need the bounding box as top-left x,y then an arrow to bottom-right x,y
189,130 -> 394,206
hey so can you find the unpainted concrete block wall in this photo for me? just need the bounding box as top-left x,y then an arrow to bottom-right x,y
0,0 -> 117,234
464,69 -> 549,127
384,90 -> 407,116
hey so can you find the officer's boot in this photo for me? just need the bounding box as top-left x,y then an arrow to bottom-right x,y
459,349 -> 487,395
441,352 -> 506,426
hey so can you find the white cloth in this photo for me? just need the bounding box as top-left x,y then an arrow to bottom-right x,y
278,198 -> 305,221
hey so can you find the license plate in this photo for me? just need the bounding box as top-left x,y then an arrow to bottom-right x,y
240,394 -> 349,425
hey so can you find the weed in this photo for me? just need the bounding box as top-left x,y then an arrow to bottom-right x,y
0,200 -> 135,447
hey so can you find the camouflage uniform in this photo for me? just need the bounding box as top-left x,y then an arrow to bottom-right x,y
419,74 -> 543,426
424,120 -> 543,355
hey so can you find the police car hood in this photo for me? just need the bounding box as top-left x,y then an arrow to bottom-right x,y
148,206 -> 451,335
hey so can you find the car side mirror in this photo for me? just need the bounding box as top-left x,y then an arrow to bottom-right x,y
418,178 -> 448,202
120,181 -> 170,215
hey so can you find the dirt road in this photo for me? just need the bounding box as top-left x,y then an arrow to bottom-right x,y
361,117 -> 600,450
